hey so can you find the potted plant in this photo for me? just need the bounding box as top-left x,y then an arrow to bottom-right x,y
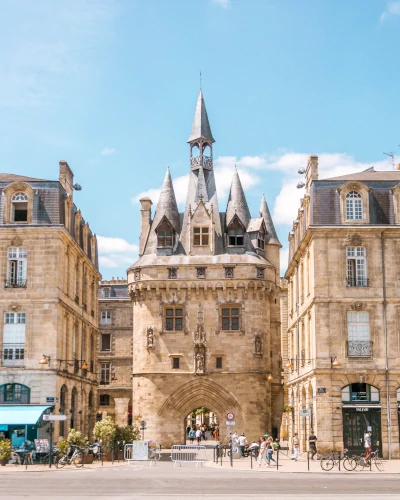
93,417 -> 116,461
66,429 -> 91,464
114,425 -> 141,459
0,439 -> 12,466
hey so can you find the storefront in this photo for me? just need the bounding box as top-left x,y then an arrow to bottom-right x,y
341,383 -> 382,455
0,405 -> 52,446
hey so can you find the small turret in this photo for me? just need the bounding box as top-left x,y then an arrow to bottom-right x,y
260,194 -> 280,246
226,167 -> 251,228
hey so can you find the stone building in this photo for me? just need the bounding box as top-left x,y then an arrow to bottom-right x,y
128,91 -> 282,446
283,157 -> 400,459
0,162 -> 100,445
97,278 -> 132,426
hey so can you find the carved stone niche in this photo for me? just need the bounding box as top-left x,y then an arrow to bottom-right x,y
351,301 -> 366,311
146,326 -> 155,350
347,233 -> 362,246
194,345 -> 206,374
9,302 -> 21,312
11,236 -> 23,247
253,334 -> 263,357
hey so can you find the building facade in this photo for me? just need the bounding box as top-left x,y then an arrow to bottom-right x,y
0,162 -> 101,445
283,157 -> 400,459
128,91 -> 282,446
97,278 -> 132,426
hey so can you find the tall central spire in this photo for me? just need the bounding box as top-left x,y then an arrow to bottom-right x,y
187,90 -> 215,144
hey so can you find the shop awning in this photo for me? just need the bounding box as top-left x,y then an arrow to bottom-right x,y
0,405 -> 52,426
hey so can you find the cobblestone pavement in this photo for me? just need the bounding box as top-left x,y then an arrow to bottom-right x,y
1,457 -> 400,500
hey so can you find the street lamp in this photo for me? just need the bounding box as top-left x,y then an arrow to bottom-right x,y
331,357 -> 341,368
39,354 -> 51,366
267,374 -> 274,381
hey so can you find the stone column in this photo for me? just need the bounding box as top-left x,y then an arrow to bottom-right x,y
114,398 -> 130,426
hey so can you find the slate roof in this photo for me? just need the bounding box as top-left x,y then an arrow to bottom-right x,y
187,90 -> 215,143
225,168 -> 251,228
0,173 -> 47,182
259,194 -> 281,245
325,168 -> 400,182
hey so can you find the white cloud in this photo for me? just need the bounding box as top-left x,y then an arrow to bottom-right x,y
380,2 -> 400,21
97,235 -> 138,269
212,0 -> 230,8
101,147 -> 116,155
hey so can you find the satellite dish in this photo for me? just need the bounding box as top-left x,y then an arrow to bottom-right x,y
73,183 -> 82,191
298,167 -> 306,174
296,181 -> 305,189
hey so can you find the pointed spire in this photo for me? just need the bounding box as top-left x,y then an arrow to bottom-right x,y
226,167 -> 251,228
195,166 -> 209,202
187,90 -> 215,143
152,167 -> 180,234
260,193 -> 281,246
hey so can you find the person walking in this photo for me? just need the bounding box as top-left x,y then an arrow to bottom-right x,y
238,433 -> 248,457
189,428 -> 195,444
257,436 -> 267,467
364,430 -> 372,461
291,433 -> 300,461
308,430 -> 317,460
195,428 -> 202,445
266,437 -> 277,467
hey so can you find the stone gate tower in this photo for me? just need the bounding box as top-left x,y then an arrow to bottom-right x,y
128,91 -> 282,446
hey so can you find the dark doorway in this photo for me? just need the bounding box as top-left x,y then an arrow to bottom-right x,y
342,408 -> 381,455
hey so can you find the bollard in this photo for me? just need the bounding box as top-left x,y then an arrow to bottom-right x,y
370,454 -> 372,472
112,442 -> 114,464
277,448 -> 279,470
82,448 -> 85,468
307,450 -> 310,471
102,446 -> 104,466
220,446 -> 223,466
338,451 -> 341,471
250,451 -> 253,469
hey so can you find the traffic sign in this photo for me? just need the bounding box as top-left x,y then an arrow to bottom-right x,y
43,414 -> 67,421
226,421 -> 236,426
226,412 -> 235,420
140,420 -> 147,428
299,409 -> 311,417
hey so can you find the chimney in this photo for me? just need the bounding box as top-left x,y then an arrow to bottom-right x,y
305,156 -> 318,191
59,161 -> 74,197
139,198 -> 153,256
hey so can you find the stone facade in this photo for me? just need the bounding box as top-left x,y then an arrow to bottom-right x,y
0,162 -> 101,442
128,92 -> 282,447
97,278 -> 132,426
283,157 -> 400,459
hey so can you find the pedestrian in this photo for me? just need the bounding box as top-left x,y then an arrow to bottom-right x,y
364,430 -> 372,461
291,433 -> 299,461
238,432 -> 247,457
186,425 -> 191,437
232,431 -> 238,453
213,427 -> 219,440
266,437 -> 276,467
195,428 -> 202,445
257,436 -> 267,467
308,430 -> 317,460
189,428 -> 195,443
201,423 -> 207,441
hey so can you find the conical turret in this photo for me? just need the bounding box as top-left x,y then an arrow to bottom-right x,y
260,194 -> 281,246
152,167 -> 180,234
226,168 -> 251,228
187,90 -> 215,144
195,166 -> 209,202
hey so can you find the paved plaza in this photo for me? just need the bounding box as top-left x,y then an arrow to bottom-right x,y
1,451 -> 400,500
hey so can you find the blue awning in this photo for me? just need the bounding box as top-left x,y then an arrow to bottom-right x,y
0,405 -> 52,425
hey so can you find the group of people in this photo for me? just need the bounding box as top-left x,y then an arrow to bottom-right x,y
291,431 -> 317,461
257,436 -> 280,467
187,424 -> 214,444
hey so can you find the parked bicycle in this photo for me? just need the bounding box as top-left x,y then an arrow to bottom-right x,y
88,443 -> 102,462
352,450 -> 384,471
56,445 -> 83,468
320,449 -> 354,471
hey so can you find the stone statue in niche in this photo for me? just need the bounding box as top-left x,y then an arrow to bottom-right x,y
253,334 -> 263,357
147,326 -> 155,349
196,352 -> 205,373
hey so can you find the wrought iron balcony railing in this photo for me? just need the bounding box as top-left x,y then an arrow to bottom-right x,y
5,280 -> 27,288
190,155 -> 212,170
346,278 -> 369,287
346,340 -> 373,358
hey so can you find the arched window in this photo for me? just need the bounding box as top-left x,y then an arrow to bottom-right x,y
11,192 -> 28,222
60,385 -> 68,409
397,388 -> 400,403
342,383 -> 379,403
70,387 -> 77,429
0,383 -> 30,403
346,191 -> 363,220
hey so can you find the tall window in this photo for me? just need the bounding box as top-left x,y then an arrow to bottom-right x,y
193,227 -> 209,246
11,192 -> 28,222
346,247 -> 367,287
6,247 -> 27,287
257,231 -> 265,250
347,311 -> 371,357
157,219 -> 174,248
103,288 -> 110,298
3,312 -> 26,366
100,363 -> 111,384
101,334 -> 111,352
228,229 -> 244,246
101,311 -> 112,324
221,307 -> 240,331
165,307 -> 183,331
346,191 -> 363,220
0,383 -> 30,404
99,394 -> 110,406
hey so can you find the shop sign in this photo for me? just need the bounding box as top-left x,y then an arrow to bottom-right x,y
356,407 -> 368,412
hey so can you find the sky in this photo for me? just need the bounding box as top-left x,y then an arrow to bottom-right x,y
1,0 -> 400,279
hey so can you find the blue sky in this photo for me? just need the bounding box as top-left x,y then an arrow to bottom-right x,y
2,0 -> 400,278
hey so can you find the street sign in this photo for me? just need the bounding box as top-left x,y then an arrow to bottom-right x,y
226,412 -> 235,420
226,421 -> 236,426
43,414 -> 67,421
46,397 -> 55,403
317,388 -> 326,394
299,409 -> 310,417
140,420 -> 147,428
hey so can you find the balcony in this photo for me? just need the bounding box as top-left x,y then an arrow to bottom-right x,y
2,343 -> 25,367
190,155 -> 212,170
5,280 -> 27,289
346,341 -> 373,358
346,278 -> 369,287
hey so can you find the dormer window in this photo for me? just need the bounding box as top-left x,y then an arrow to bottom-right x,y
257,231 -> 265,250
156,219 -> 174,248
228,229 -> 244,246
193,227 -> 209,246
11,193 -> 28,222
346,191 -> 362,220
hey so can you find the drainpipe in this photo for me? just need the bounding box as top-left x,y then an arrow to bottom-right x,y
381,232 -> 391,459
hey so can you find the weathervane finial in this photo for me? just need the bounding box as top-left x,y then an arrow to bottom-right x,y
200,71 -> 202,91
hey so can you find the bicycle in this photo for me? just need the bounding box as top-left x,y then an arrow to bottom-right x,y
353,449 -> 384,471
320,449 -> 354,471
55,445 -> 83,468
